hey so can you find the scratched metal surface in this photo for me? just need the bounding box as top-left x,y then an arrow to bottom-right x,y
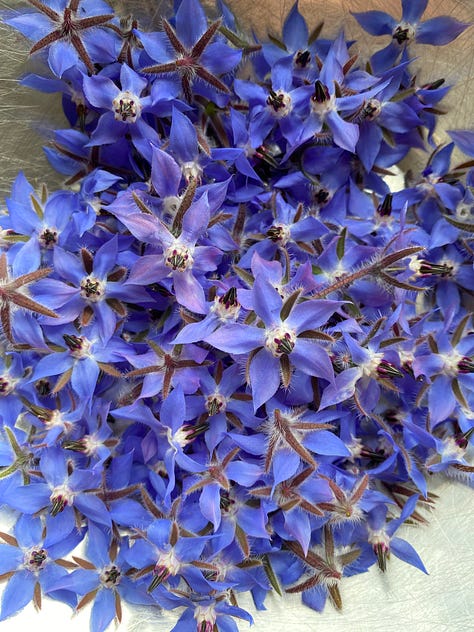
0,1 -> 473,631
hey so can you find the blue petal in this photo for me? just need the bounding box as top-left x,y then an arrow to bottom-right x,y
44,507 -> 76,547
173,270 -> 207,314
83,75 -> 118,110
286,299 -> 340,331
160,384 -> 185,431
175,0 -> 208,49
283,2 -> 309,51
3,483 -> 50,513
71,357 -> 99,400
291,339 -> 334,383
252,276 -> 282,326
0,570 -> 35,621
206,324 -> 264,354
428,375 -> 455,424
0,545 -> 22,575
284,508 -> 311,555
370,41 -> 400,74
326,110 -> 359,153
272,449 -> 300,485
199,483 -> 222,529
302,585 -> 327,611
48,41 -> 78,77
249,349 -> 280,410
151,146 -> 182,197
46,568 -> 98,594
120,63 -> 148,95
379,102 -> 420,133
13,514 -> 43,548
147,519 -> 171,548
351,11 -> 396,36
40,448 -> 67,486
181,192 -> 210,244
447,129 -> 474,157
85,523 -> 109,569
90,588 -> 116,632
226,460 -> 262,486
75,494 -> 111,528
319,368 -> 359,409
391,537 -> 428,573
174,314 -> 218,344
416,17 -> 470,46
170,107 -> 198,163
93,236 -> 118,278
401,0 -> 428,23
303,430 -> 351,456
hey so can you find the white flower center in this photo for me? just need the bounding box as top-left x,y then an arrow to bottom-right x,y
80,275 -> 106,302
267,90 -> 293,118
112,90 -> 142,123
165,243 -> 194,271
264,324 -> 296,357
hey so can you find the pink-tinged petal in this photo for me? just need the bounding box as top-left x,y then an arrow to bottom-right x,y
206,324 -> 264,354
416,16 -> 470,46
249,348 -> 280,410
126,255 -> 168,285
291,339 -> 334,382
173,270 -> 207,314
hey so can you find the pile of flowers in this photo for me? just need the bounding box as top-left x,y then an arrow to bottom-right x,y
0,0 -> 473,630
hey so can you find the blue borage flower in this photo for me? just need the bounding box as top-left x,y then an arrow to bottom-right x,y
1,0 -> 474,630
352,0 -> 470,73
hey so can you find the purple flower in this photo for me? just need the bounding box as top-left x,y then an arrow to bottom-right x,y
115,191 -> 223,314
352,1 -> 470,72
0,514 -> 80,621
83,64 -> 166,149
206,275 -> 340,409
